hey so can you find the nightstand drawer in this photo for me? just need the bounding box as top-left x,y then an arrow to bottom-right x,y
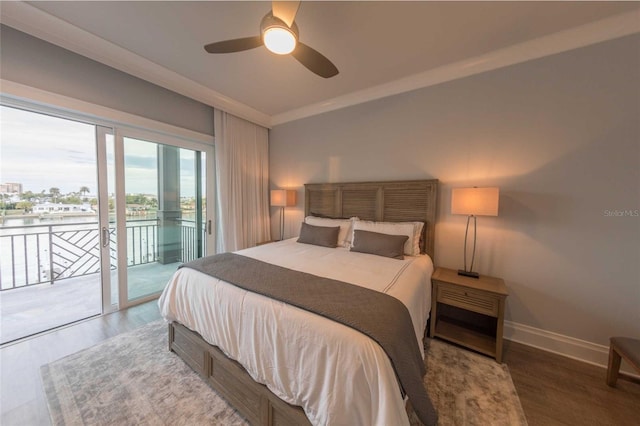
437,283 -> 499,317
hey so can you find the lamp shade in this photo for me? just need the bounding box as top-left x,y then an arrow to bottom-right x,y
451,187 -> 499,216
270,189 -> 296,207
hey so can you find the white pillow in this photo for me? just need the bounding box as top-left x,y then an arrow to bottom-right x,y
304,216 -> 359,248
352,220 -> 424,256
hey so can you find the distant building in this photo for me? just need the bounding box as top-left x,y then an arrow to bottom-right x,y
125,204 -> 149,215
0,183 -> 23,194
33,202 -> 95,214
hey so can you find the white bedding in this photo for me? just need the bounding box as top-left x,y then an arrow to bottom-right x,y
158,238 -> 433,426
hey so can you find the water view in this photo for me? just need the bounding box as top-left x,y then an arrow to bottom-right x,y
1,105 -> 209,343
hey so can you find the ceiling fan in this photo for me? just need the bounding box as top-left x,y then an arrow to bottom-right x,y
204,1 -> 339,78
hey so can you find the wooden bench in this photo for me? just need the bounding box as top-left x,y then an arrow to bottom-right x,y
606,337 -> 640,386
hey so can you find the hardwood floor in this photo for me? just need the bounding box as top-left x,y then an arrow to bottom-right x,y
1,301 -> 638,426
503,339 -> 640,426
0,300 -> 162,426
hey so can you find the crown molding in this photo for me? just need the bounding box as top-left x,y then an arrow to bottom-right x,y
271,9 -> 640,125
0,1 -> 272,128
2,2 -> 638,128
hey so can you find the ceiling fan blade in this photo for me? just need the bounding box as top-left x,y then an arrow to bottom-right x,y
291,42 -> 339,78
272,1 -> 300,28
204,36 -> 262,54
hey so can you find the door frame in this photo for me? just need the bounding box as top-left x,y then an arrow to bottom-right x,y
95,125 -> 119,314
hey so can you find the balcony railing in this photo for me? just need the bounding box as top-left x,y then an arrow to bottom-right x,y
0,218 -> 204,291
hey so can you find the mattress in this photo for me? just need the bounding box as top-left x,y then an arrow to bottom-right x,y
158,238 -> 434,425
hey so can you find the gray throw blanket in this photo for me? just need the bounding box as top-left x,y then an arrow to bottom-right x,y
181,253 -> 437,426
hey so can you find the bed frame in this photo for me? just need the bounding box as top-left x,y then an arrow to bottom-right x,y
169,179 -> 438,425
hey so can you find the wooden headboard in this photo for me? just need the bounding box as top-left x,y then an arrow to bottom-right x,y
304,179 -> 438,259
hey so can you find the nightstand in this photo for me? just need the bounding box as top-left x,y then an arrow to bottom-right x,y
429,267 -> 508,363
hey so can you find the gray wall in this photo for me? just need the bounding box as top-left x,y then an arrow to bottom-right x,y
0,25 -> 214,135
270,34 -> 640,346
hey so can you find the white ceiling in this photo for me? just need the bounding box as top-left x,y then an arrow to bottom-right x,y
3,1 -> 640,127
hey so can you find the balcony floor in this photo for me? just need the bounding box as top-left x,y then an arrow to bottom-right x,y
0,262 -> 180,344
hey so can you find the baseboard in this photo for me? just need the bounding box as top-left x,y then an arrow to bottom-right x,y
504,320 -> 639,378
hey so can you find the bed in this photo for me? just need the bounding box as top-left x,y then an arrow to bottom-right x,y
159,179 -> 438,426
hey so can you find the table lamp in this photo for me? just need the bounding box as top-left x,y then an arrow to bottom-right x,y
271,189 -> 296,240
451,187 -> 499,278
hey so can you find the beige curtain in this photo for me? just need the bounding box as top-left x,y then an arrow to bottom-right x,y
214,109 -> 270,252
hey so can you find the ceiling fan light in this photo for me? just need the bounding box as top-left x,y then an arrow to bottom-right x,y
263,27 -> 297,55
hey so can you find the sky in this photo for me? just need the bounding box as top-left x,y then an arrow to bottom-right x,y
0,106 -> 201,197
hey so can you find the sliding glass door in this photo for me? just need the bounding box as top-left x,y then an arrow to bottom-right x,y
0,102 -> 214,341
0,106 -> 113,343
115,130 -> 213,307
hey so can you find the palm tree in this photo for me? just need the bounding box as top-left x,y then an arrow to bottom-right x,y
79,186 -> 90,201
49,187 -> 60,203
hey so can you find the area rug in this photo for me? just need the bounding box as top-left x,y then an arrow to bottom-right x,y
41,321 -> 527,426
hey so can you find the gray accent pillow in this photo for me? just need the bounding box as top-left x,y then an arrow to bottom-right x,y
350,230 -> 409,260
297,222 -> 340,248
